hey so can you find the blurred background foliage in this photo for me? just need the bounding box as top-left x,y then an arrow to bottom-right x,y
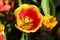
0,0 -> 60,40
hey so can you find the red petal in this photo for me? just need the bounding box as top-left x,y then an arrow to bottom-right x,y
0,5 -> 11,12
0,0 -> 4,7
4,5 -> 11,11
0,7 -> 5,12
18,8 -> 41,30
19,8 -> 26,19
0,34 -> 4,40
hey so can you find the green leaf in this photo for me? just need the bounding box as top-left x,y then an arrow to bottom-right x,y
8,28 -> 11,33
7,24 -> 11,27
41,0 -> 50,15
50,0 -> 55,16
18,0 -> 22,6
32,0 -> 37,3
0,13 -> 5,17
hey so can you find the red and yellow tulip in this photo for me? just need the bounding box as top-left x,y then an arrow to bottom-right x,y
14,4 -> 43,33
0,24 -> 5,40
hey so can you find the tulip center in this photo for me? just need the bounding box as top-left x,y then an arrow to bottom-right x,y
20,16 -> 33,29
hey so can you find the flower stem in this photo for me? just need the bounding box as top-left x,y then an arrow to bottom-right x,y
21,32 -> 28,40
25,33 -> 28,40
21,32 -> 24,40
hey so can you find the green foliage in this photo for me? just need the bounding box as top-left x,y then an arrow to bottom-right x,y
49,0 -> 55,16
41,0 -> 50,15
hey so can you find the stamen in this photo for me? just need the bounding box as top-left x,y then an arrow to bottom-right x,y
19,16 -> 33,29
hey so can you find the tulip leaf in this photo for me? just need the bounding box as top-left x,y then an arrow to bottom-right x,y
41,0 -> 50,15
0,13 -> 5,17
18,0 -> 22,6
50,0 -> 55,16
32,0 -> 37,3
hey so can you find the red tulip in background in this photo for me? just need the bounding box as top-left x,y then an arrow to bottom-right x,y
0,0 -> 4,7
0,0 -> 14,12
